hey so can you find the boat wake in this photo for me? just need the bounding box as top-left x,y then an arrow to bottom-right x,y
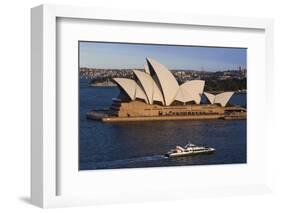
82,155 -> 168,169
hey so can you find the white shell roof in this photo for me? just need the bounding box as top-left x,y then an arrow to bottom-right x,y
113,58 -> 235,107
133,70 -> 164,105
135,84 -> 148,102
214,92 -> 234,107
204,91 -> 234,107
178,80 -> 205,104
175,87 -> 194,103
152,82 -> 165,104
146,58 -> 179,106
180,80 -> 205,94
113,78 -> 148,103
144,63 -> 150,75
204,92 -> 215,104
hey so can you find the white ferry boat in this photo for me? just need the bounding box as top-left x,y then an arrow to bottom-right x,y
166,143 -> 215,158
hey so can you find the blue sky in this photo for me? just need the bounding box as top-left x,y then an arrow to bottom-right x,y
79,42 -> 246,72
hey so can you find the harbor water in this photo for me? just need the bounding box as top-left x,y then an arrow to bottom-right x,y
79,79 -> 247,170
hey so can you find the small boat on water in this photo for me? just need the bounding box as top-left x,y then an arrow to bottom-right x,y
165,142 -> 215,158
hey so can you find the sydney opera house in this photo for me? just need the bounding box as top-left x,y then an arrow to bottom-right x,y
87,58 -> 246,122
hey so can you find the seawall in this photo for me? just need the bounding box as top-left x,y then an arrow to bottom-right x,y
102,115 -> 224,122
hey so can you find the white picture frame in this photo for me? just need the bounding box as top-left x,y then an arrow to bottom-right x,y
31,4 -> 274,208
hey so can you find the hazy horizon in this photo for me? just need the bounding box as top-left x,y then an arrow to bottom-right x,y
79,41 -> 247,72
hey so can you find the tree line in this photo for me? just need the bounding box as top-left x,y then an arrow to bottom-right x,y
204,78 -> 246,92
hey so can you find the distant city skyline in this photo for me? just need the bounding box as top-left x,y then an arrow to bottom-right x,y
79,41 -> 247,72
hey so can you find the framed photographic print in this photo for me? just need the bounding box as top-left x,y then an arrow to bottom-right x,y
79,41 -> 247,170
31,4 -> 274,208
